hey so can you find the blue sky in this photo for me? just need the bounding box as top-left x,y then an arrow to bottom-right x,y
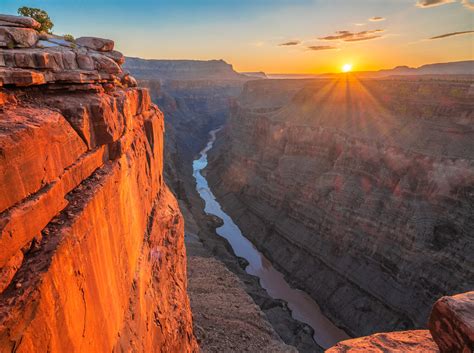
1,0 -> 473,73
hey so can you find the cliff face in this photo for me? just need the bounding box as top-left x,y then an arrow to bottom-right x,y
0,15 -> 196,353
207,77 -> 474,337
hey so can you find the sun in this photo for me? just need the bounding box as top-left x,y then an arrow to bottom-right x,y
342,63 -> 353,73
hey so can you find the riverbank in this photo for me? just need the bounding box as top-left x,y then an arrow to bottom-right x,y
194,129 -> 348,349
184,206 -> 296,352
179,130 -> 341,352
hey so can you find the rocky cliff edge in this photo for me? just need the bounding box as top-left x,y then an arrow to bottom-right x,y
0,14 -> 197,352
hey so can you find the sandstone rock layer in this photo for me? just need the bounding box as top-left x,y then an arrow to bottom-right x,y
429,291 -> 474,353
0,18 -> 197,353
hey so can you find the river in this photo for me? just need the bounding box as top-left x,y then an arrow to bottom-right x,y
192,128 -> 349,349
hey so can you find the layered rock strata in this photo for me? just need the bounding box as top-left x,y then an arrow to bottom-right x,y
0,15 -> 196,353
0,15 -> 128,87
206,77 -> 474,338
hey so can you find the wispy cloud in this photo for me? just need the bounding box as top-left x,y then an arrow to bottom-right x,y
307,45 -> 337,50
461,0 -> 474,9
319,29 -> 384,42
416,0 -> 474,8
278,40 -> 301,46
429,30 -> 474,39
369,16 -> 385,21
416,0 -> 456,7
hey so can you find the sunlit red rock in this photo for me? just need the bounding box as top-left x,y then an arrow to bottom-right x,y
0,16 -> 197,352
429,292 -> 474,353
327,330 -> 439,352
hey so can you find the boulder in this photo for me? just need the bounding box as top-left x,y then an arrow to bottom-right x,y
76,52 -> 95,70
120,73 -> 138,87
76,36 -> 114,51
90,53 -> 122,74
104,50 -> 125,65
429,291 -> 474,353
0,26 -> 38,48
0,14 -> 41,30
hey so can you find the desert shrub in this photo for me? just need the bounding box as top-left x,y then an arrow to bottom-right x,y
63,34 -> 75,42
17,6 -> 53,33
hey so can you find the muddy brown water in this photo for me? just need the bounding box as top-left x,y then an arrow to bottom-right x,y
193,128 -> 349,349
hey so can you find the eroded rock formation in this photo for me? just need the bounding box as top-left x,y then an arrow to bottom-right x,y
0,15 -> 197,353
206,77 -> 474,338
328,291 -> 474,352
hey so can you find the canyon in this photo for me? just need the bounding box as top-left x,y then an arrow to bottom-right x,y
125,59 -> 325,352
205,77 -> 474,348
126,55 -> 474,351
0,11 -> 473,353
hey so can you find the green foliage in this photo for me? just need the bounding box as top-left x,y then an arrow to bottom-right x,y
63,34 -> 75,42
17,6 -> 54,33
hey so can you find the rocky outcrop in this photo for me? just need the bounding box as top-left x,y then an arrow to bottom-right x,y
206,77 -> 474,337
0,17 -> 126,87
328,291 -> 474,352
429,291 -> 474,352
327,330 -> 439,352
0,15 -> 196,353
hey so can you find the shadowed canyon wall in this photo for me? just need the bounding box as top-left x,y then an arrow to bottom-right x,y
0,16 -> 196,353
206,77 -> 474,337
124,58 -> 248,201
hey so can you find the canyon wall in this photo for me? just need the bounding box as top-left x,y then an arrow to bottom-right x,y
124,57 -> 246,80
206,77 -> 474,337
0,15 -> 196,353
124,59 -> 248,201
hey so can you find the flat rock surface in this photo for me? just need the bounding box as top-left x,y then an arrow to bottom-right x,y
0,15 -> 40,29
76,36 -> 114,51
327,330 -> 439,352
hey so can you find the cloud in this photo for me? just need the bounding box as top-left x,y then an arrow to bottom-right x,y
319,29 -> 384,42
461,0 -> 474,9
307,45 -> 337,50
429,30 -> 474,39
278,40 -> 301,46
416,0 -> 456,7
369,16 -> 385,21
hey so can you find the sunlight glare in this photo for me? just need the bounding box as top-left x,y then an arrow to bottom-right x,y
342,64 -> 353,73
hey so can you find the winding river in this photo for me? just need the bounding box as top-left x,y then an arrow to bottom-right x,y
193,128 -> 349,349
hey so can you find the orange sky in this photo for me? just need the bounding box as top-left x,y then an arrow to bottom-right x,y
3,0 -> 473,73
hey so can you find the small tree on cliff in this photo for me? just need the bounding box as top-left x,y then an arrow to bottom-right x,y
17,6 -> 53,33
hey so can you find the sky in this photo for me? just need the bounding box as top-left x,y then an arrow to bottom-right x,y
1,0 -> 473,73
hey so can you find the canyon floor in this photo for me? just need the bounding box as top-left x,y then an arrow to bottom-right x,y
183,202 -> 296,353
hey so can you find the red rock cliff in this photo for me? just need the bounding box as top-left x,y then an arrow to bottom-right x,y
0,14 -> 197,353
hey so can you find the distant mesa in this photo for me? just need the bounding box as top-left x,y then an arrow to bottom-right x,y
242,71 -> 268,79
123,57 -> 248,81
